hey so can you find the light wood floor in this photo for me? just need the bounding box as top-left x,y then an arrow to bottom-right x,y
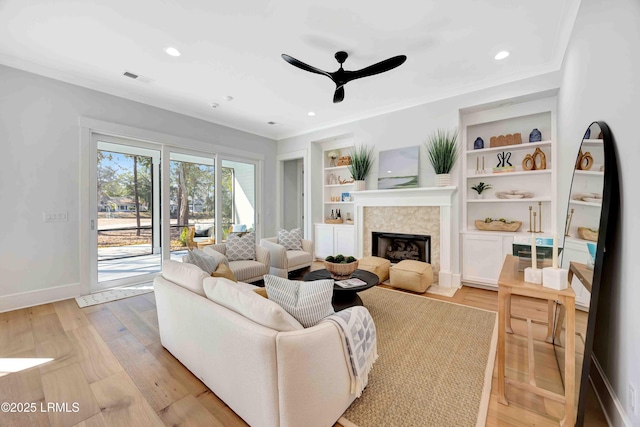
0,272 -> 608,426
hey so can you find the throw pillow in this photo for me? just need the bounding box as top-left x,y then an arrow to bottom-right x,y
162,260 -> 209,296
264,275 -> 334,328
183,248 -> 219,274
204,279 -> 303,332
226,231 -> 255,261
278,228 -> 303,251
211,263 -> 238,282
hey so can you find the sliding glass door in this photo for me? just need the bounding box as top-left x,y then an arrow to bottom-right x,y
95,138 -> 161,290
220,159 -> 256,240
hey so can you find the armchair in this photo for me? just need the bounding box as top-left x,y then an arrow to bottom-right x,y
203,244 -> 270,284
260,237 -> 314,278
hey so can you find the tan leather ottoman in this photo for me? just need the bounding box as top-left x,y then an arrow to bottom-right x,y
390,260 -> 433,293
358,256 -> 391,282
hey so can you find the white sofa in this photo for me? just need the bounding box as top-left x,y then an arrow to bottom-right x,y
203,243 -> 270,283
259,237 -> 314,278
154,261 -> 357,427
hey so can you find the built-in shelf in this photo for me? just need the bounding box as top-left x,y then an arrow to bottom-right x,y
465,140 -> 552,155
323,165 -> 350,172
574,170 -> 603,176
570,200 -> 602,207
467,169 -> 552,179
467,197 -> 552,203
461,229 -> 553,237
325,183 -> 355,188
582,139 -> 603,145
324,201 -> 354,205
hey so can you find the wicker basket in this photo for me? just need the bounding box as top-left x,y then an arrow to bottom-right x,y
577,227 -> 598,242
337,156 -> 352,166
324,260 -> 359,280
325,218 -> 344,224
475,219 -> 522,232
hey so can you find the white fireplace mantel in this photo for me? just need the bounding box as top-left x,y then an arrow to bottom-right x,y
352,186 -> 461,289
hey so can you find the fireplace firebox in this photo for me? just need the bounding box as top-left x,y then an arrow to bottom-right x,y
371,232 -> 431,264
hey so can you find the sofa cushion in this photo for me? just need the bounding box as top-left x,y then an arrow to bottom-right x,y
286,250 -> 313,268
183,248 -> 219,274
162,259 -> 209,296
278,228 -> 303,251
204,278 -> 303,332
226,232 -> 256,261
264,275 -> 334,328
211,263 -> 238,282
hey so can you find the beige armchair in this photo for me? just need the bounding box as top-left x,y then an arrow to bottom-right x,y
203,244 -> 270,284
260,237 -> 314,278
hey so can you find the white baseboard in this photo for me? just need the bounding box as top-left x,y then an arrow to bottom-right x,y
0,283 -> 82,313
438,271 -> 461,288
590,355 -> 632,427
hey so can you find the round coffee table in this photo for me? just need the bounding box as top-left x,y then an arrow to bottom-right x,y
303,269 -> 380,311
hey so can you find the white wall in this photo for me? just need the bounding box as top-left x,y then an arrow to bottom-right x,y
282,159 -> 302,230
0,65 -> 277,310
557,0 -> 640,424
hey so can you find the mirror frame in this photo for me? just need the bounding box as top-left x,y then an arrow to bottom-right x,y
563,121 -> 619,426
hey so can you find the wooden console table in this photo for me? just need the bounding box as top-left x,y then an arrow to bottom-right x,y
497,255 -> 576,426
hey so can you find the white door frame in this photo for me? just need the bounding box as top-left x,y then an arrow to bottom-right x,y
276,150 -> 310,238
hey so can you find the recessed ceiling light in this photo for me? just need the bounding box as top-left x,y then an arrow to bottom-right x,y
211,103 -> 219,109
165,47 -> 181,57
267,121 -> 277,125
224,96 -> 234,102
307,111 -> 316,116
494,51 -> 510,60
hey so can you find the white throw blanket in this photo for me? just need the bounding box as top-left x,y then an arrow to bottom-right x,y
322,306 -> 378,397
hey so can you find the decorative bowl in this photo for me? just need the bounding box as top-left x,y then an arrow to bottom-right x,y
475,219 -> 522,232
504,194 -> 524,199
324,260 -> 359,280
578,227 -> 598,242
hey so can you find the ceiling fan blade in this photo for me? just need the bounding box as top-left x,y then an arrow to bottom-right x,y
281,54 -> 331,79
333,86 -> 345,103
344,55 -> 407,83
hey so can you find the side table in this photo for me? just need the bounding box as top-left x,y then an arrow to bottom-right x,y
497,255 -> 576,426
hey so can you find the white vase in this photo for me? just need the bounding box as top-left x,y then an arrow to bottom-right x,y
435,174 -> 451,187
354,180 -> 366,191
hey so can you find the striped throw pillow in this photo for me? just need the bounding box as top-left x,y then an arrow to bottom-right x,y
264,275 -> 334,327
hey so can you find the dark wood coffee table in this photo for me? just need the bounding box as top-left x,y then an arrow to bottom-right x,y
303,269 -> 380,311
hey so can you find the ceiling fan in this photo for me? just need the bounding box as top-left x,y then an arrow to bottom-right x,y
281,51 -> 407,103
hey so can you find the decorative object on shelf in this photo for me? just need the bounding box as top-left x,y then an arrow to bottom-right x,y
425,128 -> 459,187
471,182 -> 492,199
575,150 -> 594,170
325,218 -> 344,224
565,208 -> 575,237
330,209 -> 335,219
475,156 -> 487,174
328,173 -> 337,185
597,130 -> 603,139
327,150 -> 338,167
572,192 -> 603,203
338,176 -> 354,184
583,128 -> 591,139
532,147 -> 547,170
522,154 -> 535,171
337,155 -> 352,166
528,205 -> 533,232
524,232 -> 543,284
496,190 -> 534,199
473,137 -> 484,150
341,192 -> 350,202
577,227 -> 598,242
492,151 -> 515,173
489,133 -> 521,147
475,218 -> 522,232
529,128 -> 542,142
586,242 -> 597,270
378,146 -> 419,189
347,144 -> 374,191
536,201 -> 543,233
324,254 -> 358,279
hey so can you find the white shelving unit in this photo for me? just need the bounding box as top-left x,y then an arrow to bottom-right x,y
460,97 -> 558,288
315,145 -> 356,259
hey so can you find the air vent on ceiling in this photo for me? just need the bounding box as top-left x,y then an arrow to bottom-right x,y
267,121 -> 277,125
122,70 -> 154,83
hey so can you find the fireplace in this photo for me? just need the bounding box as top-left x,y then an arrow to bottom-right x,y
372,232 -> 431,264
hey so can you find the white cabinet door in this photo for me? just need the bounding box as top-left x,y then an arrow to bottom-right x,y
334,225 -> 355,256
314,224 -> 334,259
462,233 -> 505,287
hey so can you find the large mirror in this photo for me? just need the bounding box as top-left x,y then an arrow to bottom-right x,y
555,121 -> 618,426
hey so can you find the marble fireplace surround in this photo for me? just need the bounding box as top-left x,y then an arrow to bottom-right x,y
353,187 -> 460,289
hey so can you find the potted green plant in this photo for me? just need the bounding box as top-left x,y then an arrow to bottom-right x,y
471,182 -> 492,199
424,128 -> 459,187
347,144 -> 374,191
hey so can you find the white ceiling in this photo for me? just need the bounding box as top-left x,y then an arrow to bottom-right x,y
0,0 -> 581,140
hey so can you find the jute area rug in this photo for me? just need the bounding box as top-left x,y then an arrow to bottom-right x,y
339,286 -> 497,427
